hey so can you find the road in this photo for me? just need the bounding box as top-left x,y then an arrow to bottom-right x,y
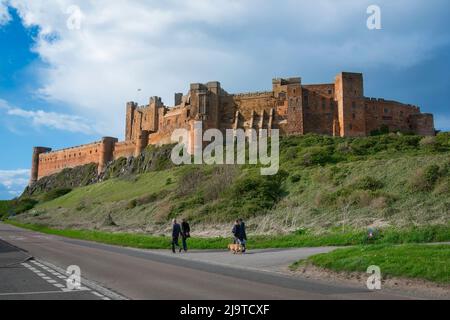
0,223 -> 426,300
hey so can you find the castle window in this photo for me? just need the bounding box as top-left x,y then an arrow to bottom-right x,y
352,101 -> 356,109
384,108 -> 389,114
328,90 -> 332,95
352,113 -> 356,120
349,124 -> 353,130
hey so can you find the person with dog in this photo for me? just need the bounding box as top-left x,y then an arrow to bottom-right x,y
232,220 -> 242,245
171,219 -> 182,253
181,218 -> 191,252
239,218 -> 247,253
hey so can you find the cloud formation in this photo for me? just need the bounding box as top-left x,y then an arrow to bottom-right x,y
0,0 -> 10,25
2,0 -> 449,137
0,99 -> 100,135
0,169 -> 29,198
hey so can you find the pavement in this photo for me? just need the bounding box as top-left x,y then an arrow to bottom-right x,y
0,222 -> 437,300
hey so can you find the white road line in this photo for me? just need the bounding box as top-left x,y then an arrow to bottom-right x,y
0,291 -> 75,297
35,260 -> 128,300
92,292 -> 104,297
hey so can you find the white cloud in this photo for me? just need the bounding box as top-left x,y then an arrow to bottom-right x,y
0,0 -> 11,25
0,98 -> 101,135
0,169 -> 30,198
3,0 -> 449,138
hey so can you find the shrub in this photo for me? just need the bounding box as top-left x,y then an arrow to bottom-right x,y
11,198 -> 39,214
127,199 -> 137,209
290,173 -> 301,183
352,176 -> 384,191
42,188 -> 72,202
228,170 -> 288,217
435,132 -> 450,149
410,164 -> 441,192
300,146 -> 334,166
419,136 -> 439,151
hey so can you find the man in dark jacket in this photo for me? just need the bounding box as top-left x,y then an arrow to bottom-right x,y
232,220 -> 241,245
172,219 -> 182,253
181,219 -> 191,252
239,219 -> 247,252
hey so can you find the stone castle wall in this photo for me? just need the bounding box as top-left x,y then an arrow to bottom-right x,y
30,72 -> 436,184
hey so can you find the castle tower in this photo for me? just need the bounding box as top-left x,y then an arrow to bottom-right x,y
189,82 -> 222,131
30,147 -> 52,185
134,130 -> 150,157
335,72 -> 366,137
148,96 -> 164,133
98,137 -> 118,174
125,102 -> 138,141
273,77 -> 303,135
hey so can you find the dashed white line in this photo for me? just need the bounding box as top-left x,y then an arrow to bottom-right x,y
23,260 -> 126,300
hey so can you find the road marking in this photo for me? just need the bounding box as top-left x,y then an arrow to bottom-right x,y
0,290 -> 79,297
26,259 -> 127,300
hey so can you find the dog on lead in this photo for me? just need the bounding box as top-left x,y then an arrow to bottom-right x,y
228,243 -> 244,254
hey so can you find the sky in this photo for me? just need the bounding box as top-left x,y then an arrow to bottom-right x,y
0,0 -> 449,200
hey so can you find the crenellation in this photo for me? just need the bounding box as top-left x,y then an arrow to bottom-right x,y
30,72 -> 436,185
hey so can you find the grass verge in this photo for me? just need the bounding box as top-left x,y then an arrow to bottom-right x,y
292,244 -> 450,284
5,220 -> 450,250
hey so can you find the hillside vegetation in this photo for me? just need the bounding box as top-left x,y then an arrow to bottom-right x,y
4,132 -> 450,236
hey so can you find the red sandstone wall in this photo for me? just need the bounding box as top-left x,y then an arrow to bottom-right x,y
364,98 -> 422,134
38,141 -> 103,179
113,141 -> 136,159
302,88 -> 336,135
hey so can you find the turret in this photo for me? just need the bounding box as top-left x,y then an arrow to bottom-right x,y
134,130 -> 150,157
30,147 -> 52,185
98,137 -> 118,174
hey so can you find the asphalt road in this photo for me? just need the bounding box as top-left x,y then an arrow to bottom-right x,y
0,223 -> 423,300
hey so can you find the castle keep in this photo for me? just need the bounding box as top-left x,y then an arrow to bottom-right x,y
30,72 -> 435,184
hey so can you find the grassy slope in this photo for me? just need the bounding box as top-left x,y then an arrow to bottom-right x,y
10,133 -> 450,234
294,244 -> 450,284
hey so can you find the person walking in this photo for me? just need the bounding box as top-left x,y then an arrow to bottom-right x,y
232,220 -> 242,245
171,219 -> 182,253
239,218 -> 247,253
181,219 -> 191,253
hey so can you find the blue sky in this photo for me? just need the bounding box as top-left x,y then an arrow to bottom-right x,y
0,0 -> 449,200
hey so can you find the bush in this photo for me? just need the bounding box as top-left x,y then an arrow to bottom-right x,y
10,198 -> 39,214
419,136 -> 439,152
42,188 -> 72,202
352,176 -> 384,191
290,173 -> 301,183
410,164 -> 441,192
300,146 -> 334,166
435,132 -> 450,149
228,170 -> 288,217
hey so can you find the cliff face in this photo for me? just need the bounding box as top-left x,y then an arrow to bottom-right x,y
23,163 -> 99,197
23,144 -> 175,198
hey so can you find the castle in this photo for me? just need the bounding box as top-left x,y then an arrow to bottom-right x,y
30,72 -> 435,185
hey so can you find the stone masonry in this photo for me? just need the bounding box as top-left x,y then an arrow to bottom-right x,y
30,72 -> 435,184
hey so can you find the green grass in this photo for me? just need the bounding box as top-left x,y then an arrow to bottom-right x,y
37,169 -> 181,209
298,244 -> 450,284
6,221 -> 450,250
